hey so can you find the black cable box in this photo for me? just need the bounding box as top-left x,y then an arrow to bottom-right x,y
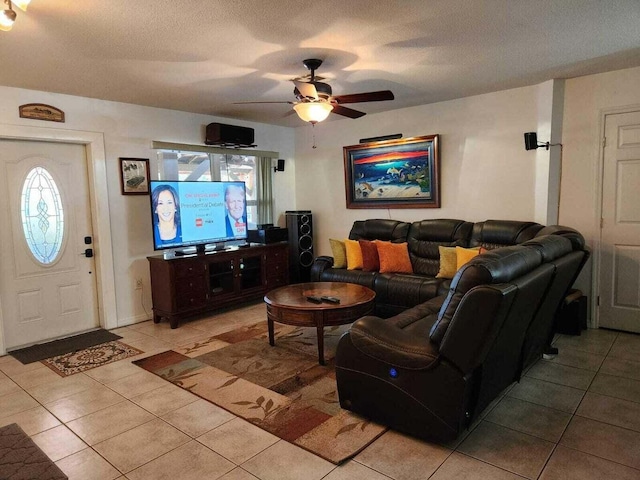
247,227 -> 288,244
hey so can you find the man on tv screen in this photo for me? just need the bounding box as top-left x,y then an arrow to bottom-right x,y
224,184 -> 246,238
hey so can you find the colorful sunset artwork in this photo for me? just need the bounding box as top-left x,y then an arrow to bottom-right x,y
343,135 -> 440,208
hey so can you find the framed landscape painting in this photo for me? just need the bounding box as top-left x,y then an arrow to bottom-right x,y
343,134 -> 440,209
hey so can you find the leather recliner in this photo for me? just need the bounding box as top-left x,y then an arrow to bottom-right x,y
334,238 -> 584,442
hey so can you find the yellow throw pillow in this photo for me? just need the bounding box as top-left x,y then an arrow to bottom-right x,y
436,246 -> 457,279
375,241 -> 413,274
344,239 -> 363,270
329,238 -> 347,268
456,246 -> 481,270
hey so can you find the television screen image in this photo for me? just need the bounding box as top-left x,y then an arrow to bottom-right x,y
150,180 -> 247,251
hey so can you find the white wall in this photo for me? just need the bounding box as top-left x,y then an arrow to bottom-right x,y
561,66 -> 640,313
4,65 -> 636,329
0,86 -> 296,327
294,83 -> 557,257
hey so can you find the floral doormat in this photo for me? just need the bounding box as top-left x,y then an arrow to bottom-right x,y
133,322 -> 387,464
42,341 -> 143,377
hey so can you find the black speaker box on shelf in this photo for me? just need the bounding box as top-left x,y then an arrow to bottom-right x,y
286,211 -> 313,283
205,123 -> 255,147
247,227 -> 288,244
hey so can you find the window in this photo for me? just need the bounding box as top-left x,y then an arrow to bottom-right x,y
21,166 -> 65,265
156,150 -> 260,227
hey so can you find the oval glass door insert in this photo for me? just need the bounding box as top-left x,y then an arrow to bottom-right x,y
21,166 -> 65,265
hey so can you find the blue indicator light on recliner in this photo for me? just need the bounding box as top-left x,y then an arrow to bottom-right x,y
389,368 -> 398,378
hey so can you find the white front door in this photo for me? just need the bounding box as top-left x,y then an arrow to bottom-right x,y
599,110 -> 640,333
0,139 -> 99,349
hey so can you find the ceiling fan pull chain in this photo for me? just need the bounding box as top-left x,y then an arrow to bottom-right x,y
312,123 -> 317,149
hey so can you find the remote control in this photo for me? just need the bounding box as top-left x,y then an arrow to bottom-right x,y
306,295 -> 323,303
321,296 -> 340,304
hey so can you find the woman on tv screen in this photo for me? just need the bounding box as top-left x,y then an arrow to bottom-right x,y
151,184 -> 182,246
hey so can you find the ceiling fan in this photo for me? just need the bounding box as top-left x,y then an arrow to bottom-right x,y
234,59 -> 394,124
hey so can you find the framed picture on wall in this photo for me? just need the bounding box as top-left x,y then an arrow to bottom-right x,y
343,134 -> 440,209
119,158 -> 150,195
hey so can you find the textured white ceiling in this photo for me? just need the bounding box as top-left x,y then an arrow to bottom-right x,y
1,0 -> 639,127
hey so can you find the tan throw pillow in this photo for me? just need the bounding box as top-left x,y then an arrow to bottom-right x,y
329,238 -> 347,268
436,246 -> 457,279
344,239 -> 363,270
375,241 -> 413,274
456,246 -> 481,270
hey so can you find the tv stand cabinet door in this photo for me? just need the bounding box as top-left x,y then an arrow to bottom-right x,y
264,244 -> 289,289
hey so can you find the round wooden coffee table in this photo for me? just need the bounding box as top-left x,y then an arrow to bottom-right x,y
264,282 -> 375,365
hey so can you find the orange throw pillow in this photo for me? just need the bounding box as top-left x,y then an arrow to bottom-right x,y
456,246 -> 481,270
375,241 -> 413,274
344,239 -> 363,270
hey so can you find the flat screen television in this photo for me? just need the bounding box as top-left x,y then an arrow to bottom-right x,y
150,180 -> 248,252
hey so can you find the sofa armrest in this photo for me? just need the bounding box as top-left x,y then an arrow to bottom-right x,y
310,256 -> 334,281
349,315 -> 440,369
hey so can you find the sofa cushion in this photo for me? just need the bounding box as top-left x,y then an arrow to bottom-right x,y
407,219 -> 473,276
344,239 -> 363,270
376,241 -> 413,273
469,220 -> 543,249
374,273 -> 441,309
329,239 -> 347,268
349,219 -> 410,243
456,246 -> 481,269
359,240 -> 380,272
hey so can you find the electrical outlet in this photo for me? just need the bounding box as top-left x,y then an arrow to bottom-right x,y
135,278 -> 143,290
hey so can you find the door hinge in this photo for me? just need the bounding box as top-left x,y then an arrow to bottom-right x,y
600,218 -> 604,229
602,136 -> 606,147
597,296 -> 600,306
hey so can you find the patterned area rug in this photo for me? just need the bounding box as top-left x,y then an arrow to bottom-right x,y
134,322 -> 387,464
42,341 -> 143,377
0,423 -> 68,479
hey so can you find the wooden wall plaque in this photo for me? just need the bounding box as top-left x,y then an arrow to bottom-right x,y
19,104 -> 65,123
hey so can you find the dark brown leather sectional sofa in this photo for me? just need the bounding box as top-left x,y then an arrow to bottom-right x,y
311,218 -> 569,316
310,218 -> 589,442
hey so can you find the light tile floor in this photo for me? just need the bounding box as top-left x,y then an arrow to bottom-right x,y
1,302 -> 639,480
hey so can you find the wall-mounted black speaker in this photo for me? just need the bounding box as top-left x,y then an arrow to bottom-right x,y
205,123 -> 255,147
274,159 -> 285,172
524,132 -> 538,151
286,211 -> 313,283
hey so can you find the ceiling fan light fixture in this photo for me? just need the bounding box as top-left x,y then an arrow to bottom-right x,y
293,102 -> 333,124
13,0 -> 30,11
0,2 -> 16,31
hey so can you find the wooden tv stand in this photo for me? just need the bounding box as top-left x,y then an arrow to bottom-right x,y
147,243 -> 288,328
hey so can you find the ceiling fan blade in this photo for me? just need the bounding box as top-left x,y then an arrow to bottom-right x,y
293,81 -> 318,100
332,90 -> 395,104
233,101 -> 294,104
331,104 -> 366,119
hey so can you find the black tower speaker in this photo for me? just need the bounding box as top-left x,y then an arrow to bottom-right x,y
286,211 -> 313,283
